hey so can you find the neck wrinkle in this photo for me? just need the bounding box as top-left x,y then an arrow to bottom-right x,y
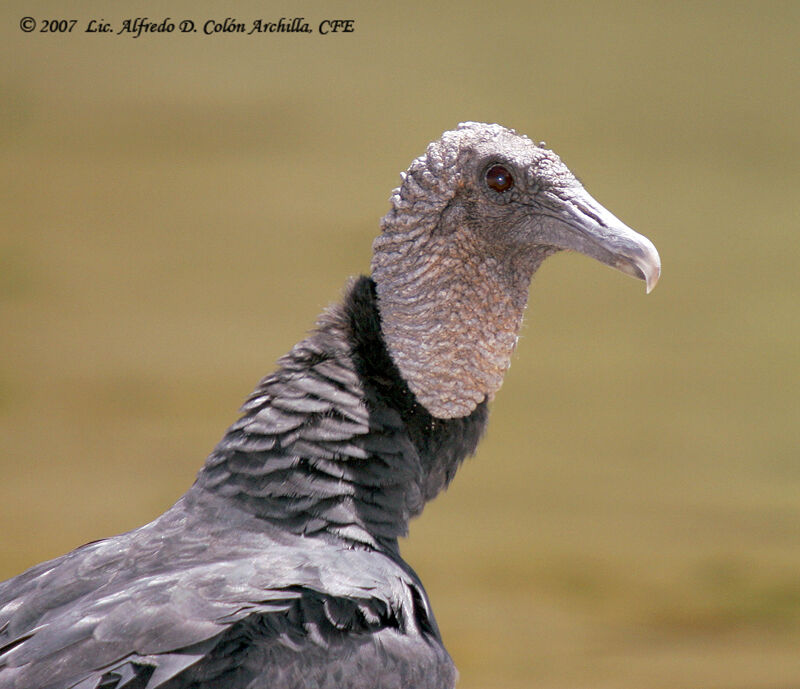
372,219 -> 539,419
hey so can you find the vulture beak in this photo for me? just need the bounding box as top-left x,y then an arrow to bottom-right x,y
540,188 -> 661,293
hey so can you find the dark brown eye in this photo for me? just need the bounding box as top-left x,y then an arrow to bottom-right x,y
486,164 -> 514,193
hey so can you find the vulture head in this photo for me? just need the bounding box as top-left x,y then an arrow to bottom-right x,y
371,122 -> 660,419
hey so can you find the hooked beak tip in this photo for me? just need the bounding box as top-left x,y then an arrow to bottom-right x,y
611,236 -> 661,294
646,267 -> 660,294
640,244 -> 661,294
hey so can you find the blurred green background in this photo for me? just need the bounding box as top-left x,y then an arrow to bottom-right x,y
1,2 -> 798,687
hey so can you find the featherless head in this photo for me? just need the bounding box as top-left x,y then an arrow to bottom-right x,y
372,122 -> 660,419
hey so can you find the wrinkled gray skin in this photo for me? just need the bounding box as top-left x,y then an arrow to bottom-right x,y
372,123 -> 659,418
0,123 -> 659,689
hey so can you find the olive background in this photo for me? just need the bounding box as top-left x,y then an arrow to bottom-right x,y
1,2 -> 798,687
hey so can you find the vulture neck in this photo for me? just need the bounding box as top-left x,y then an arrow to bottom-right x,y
195,278 -> 488,554
372,210 -> 543,419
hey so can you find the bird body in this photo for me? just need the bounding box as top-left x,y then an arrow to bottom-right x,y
0,123 -> 659,688
0,280 -> 480,689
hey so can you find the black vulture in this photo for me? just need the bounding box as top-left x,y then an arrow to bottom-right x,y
0,123 -> 660,689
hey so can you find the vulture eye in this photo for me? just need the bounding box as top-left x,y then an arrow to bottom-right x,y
486,164 -> 514,193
